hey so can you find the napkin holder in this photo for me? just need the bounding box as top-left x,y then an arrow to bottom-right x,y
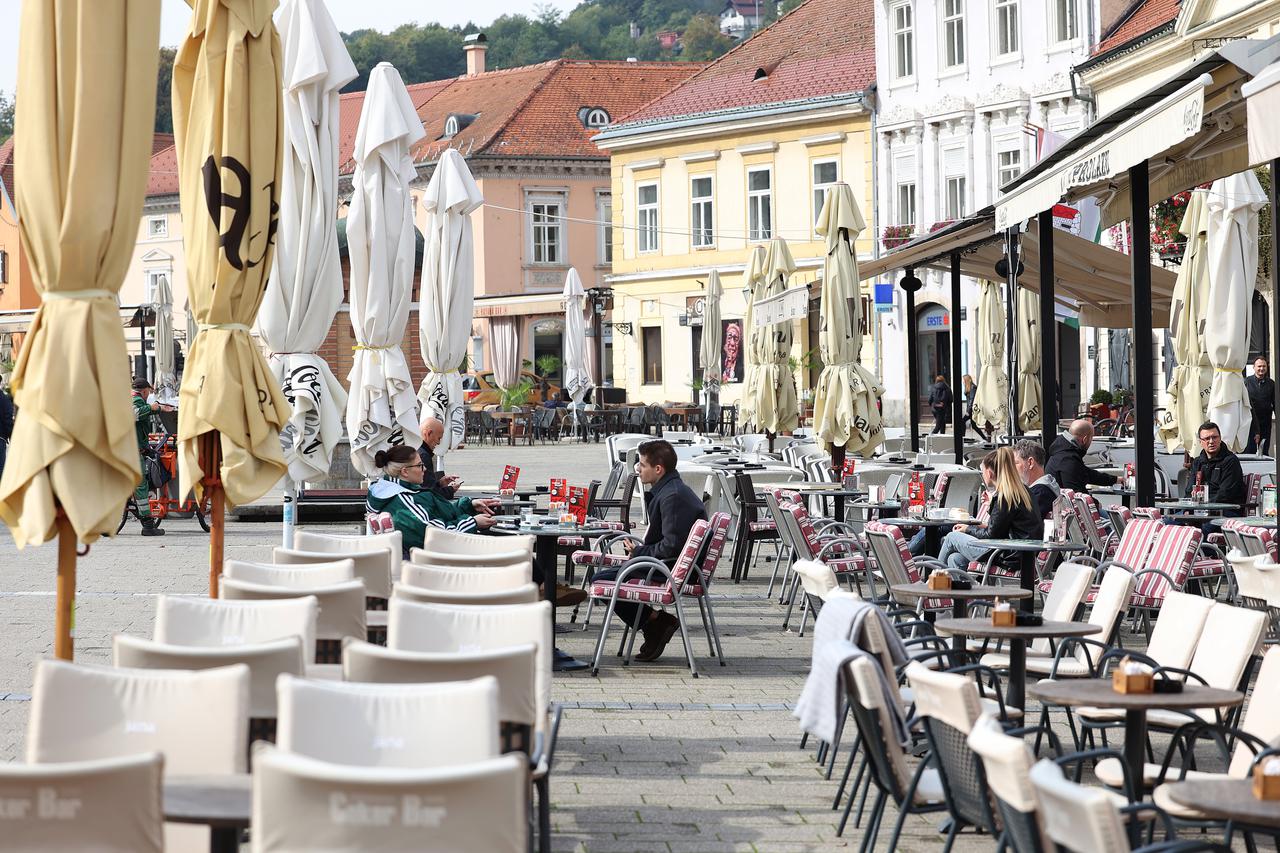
926,571 -> 951,591
992,606 -> 1016,627
1112,660 -> 1154,694
1254,764 -> 1280,801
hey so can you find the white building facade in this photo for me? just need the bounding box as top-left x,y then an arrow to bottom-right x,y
873,0 -> 1102,424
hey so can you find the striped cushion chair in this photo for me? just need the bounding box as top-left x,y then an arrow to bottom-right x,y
783,502 -> 867,579
587,512 -> 731,677
1128,524 -> 1202,635
864,521 -> 952,613
1037,517 -> 1158,602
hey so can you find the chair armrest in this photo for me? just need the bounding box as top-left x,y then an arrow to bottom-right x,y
1002,723 -> 1063,757
1047,637 -> 1113,678
530,703 -> 563,780
1055,747 -> 1140,803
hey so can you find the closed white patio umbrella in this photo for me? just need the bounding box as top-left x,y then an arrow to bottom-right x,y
1158,190 -> 1212,453
739,246 -> 767,427
418,148 -> 482,455
813,183 -> 882,456
700,269 -> 723,428
562,268 -> 591,436
154,272 -> 176,398
972,279 -> 1009,432
260,0 -> 355,544
1205,171 -> 1267,451
345,62 -> 424,476
755,237 -> 800,436
1016,288 -> 1041,432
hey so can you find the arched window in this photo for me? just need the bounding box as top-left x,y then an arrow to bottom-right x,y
584,108 -> 610,128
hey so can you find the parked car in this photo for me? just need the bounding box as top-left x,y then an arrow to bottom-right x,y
463,371 -> 561,409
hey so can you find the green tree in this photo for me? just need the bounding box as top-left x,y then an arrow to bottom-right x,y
779,0 -> 805,13
154,48 -> 176,134
0,91 -> 14,146
680,13 -> 733,60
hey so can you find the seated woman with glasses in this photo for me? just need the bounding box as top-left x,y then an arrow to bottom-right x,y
365,446 -> 501,552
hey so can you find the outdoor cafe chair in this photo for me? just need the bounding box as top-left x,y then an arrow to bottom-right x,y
273,544 -> 395,605
778,502 -> 870,630
251,745 -> 528,853
224,557 -> 355,588
1126,524 -> 1203,636
421,526 -> 535,561
342,639 -> 539,755
220,575 -> 367,663
788,559 -> 844,636
1038,517 -> 1158,605
401,562 -> 533,592
977,560 -> 1093,662
968,713 -> 1058,853
153,592 -> 319,658
276,674 -> 499,768
391,581 -> 540,607
293,528 -> 402,557
1229,551 -> 1280,642
0,753 -> 165,853
864,521 -> 953,616
729,471 -> 781,582
28,660 -> 249,851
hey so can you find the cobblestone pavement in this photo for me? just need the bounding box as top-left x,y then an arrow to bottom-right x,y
0,441 -> 1195,852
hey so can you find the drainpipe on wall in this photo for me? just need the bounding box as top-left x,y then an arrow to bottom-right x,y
866,84 -> 884,387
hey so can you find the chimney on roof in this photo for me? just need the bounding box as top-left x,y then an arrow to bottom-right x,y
464,33 -> 487,77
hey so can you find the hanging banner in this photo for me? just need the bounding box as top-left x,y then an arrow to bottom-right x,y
752,285 -> 809,328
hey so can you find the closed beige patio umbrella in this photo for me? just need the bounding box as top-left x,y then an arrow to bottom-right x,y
1158,190 -> 1212,453
0,0 -> 161,659
174,0 -> 290,596
739,245 -> 767,426
755,237 -> 800,437
972,279 -> 1009,432
1016,288 -> 1041,432
700,269 -> 723,427
813,183 -> 882,458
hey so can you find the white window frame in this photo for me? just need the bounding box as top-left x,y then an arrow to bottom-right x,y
993,0 -> 1019,57
944,175 -> 967,221
747,166 -> 773,242
637,182 -> 659,254
996,147 -> 1022,189
690,174 -> 715,249
526,192 -> 566,266
147,216 -> 168,239
811,159 -> 840,230
890,1 -> 915,80
1051,0 -> 1079,44
896,182 -> 917,226
941,0 -> 966,69
596,191 -> 613,265
145,269 -> 170,305
584,108 -> 610,128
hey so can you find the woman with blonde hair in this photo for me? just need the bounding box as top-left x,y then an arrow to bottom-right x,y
937,447 -> 1040,571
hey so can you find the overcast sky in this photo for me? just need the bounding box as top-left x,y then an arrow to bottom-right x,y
0,0 -> 580,96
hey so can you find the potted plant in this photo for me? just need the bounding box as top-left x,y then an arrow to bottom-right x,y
1111,388 -> 1132,419
535,354 -> 561,402
1088,388 -> 1113,422
498,377 -> 535,412
882,224 -> 914,251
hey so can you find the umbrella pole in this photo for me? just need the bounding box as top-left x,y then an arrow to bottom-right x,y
54,510 -> 76,660
200,431 -> 225,598
282,476 -> 296,547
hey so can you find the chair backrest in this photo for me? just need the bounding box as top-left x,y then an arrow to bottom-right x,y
400,562 -> 532,592
342,640 -> 538,733
154,594 -> 318,655
1109,517 -> 1159,570
28,660 -> 248,775
219,576 -> 366,644
423,527 -> 534,559
689,512 -> 732,588
391,582 -> 540,607
276,674 -> 499,768
1029,759 -> 1129,853
293,529 -> 402,560
1246,472 -> 1264,511
1146,590 -> 1216,670
272,546 -> 394,600
844,656 -> 913,802
0,753 -> 165,853
1184,603 -> 1266,705
1033,562 -> 1095,654
224,557 -> 354,588
387,599 -> 552,735
1132,524 -> 1201,602
409,547 -> 532,569
1238,524 -> 1277,561
1230,646 -> 1280,775
661,518 -> 711,592
1230,550 -> 1269,605
975,488 -> 994,524
251,746 -> 527,853
864,522 -> 920,586
113,634 -> 304,719
1082,566 -> 1135,652
905,662 -> 989,828
968,715 -> 1052,853
1070,492 -> 1109,555
792,559 -> 839,601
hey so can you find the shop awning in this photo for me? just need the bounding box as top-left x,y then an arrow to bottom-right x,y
995,36 -> 1280,230
1243,59 -> 1280,165
860,210 -> 1177,327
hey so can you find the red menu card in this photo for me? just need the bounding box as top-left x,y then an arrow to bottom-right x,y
841,459 -> 857,476
567,486 -> 589,523
549,478 -> 567,504
500,465 -> 520,491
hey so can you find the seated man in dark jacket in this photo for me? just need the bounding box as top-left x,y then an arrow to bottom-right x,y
1046,419 -> 1119,492
592,439 -> 707,662
1185,421 -> 1246,513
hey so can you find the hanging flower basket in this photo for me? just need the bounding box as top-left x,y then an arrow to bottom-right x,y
882,224 -> 914,251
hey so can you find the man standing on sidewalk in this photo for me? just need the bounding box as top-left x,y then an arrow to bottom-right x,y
1246,356 -> 1274,455
131,378 -> 164,536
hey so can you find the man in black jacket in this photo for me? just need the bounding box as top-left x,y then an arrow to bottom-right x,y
1046,420 -> 1119,492
592,439 -> 707,662
1246,357 -> 1275,454
1185,422 -> 1246,516
417,416 -> 460,499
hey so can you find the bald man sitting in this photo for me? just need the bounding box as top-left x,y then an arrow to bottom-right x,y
417,416 -> 461,499
1046,419 -> 1120,493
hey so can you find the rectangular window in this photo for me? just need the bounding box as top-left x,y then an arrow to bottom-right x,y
637,183 -> 659,254
1054,0 -> 1078,41
994,0 -> 1018,55
942,0 -> 965,68
0,249 -> 7,285
996,148 -> 1022,188
529,199 -> 563,264
747,167 -> 772,241
896,182 -> 917,226
812,160 -> 839,226
597,193 -> 613,264
642,326 -> 663,384
945,176 -> 966,220
147,216 -> 168,239
891,2 -> 914,79
690,176 -> 714,248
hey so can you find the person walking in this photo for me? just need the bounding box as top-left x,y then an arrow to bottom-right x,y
928,374 -> 952,435
130,378 -> 164,536
960,373 -> 986,441
1245,356 -> 1274,454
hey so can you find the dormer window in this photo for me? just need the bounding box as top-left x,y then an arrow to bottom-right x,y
444,116 -> 460,138
441,113 -> 477,140
579,107 -> 611,129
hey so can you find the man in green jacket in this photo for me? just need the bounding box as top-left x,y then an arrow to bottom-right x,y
131,378 -> 164,536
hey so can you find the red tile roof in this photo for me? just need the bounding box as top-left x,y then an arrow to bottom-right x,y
337,78 -> 453,174
0,139 -> 13,202
610,0 -> 875,128
146,144 -> 179,197
1093,0 -> 1179,56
